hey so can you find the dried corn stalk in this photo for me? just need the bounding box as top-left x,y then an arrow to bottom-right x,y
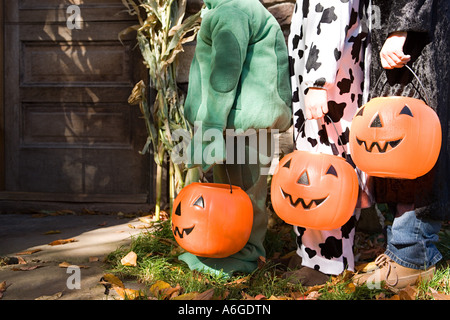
122,0 -> 201,220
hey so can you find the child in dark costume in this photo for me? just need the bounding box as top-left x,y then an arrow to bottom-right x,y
354,0 -> 449,289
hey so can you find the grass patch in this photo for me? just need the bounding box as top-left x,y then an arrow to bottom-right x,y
104,215 -> 450,300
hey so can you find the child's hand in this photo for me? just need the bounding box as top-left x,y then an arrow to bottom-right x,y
380,31 -> 411,69
304,88 -> 328,120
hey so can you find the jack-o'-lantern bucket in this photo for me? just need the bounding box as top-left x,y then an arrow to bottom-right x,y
349,67 -> 441,179
271,117 -> 359,230
171,182 -> 253,258
271,151 -> 359,230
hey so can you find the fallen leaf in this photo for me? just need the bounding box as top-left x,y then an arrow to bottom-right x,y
12,265 -> 42,271
17,256 -> 27,264
59,261 -> 71,268
150,280 -> 182,300
290,292 -> 307,300
398,285 -> 418,300
138,215 -> 154,224
305,291 -> 321,300
100,273 -> 124,288
355,261 -> 378,273
48,238 -> 77,246
16,249 -> 42,255
58,262 -> 89,269
344,282 -> 356,294
214,290 -> 230,300
113,286 -> 144,300
149,280 -> 174,299
35,292 -> 63,300
150,280 -> 171,292
224,275 -> 250,289
268,295 -> 291,300
82,208 -> 96,215
257,256 -> 266,269
1,256 -> 27,265
171,292 -> 199,300
429,288 -> 450,300
375,292 -> 386,300
89,256 -> 99,262
303,283 -> 326,295
193,288 -> 215,300
0,281 -> 9,299
164,284 -> 183,299
120,251 -> 137,267
43,230 -> 61,235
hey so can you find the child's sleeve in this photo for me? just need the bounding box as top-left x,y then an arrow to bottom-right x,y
298,0 -> 354,90
187,9 -> 250,171
200,8 -> 250,131
386,0 -> 433,34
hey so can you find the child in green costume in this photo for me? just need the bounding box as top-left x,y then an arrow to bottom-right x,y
180,0 -> 292,276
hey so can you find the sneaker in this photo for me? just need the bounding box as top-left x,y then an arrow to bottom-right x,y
353,254 -> 435,290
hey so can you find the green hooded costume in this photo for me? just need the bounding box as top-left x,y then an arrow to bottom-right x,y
179,0 -> 292,276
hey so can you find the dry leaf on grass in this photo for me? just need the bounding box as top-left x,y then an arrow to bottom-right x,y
429,288 -> 450,300
398,285 -> 418,300
120,251 -> 137,266
169,288 -> 215,301
48,238 -> 77,246
99,273 -> 145,300
193,288 -> 215,300
150,280 -> 182,299
224,276 -> 250,290
242,293 -> 267,300
171,292 -> 199,300
113,287 -> 144,300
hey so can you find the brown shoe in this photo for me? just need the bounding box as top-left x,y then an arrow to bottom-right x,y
353,254 -> 435,290
283,266 -> 329,286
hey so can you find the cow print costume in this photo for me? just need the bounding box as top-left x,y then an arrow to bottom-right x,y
288,0 -> 370,275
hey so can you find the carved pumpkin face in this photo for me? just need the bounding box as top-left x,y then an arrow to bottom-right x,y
349,97 -> 441,179
270,151 -> 358,230
171,182 -> 253,258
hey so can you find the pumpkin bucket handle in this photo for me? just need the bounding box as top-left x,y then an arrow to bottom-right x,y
372,65 -> 430,106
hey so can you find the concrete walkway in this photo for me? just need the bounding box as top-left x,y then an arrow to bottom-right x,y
0,212 -> 148,300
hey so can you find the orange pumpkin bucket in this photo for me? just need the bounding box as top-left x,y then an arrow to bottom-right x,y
271,151 -> 358,230
271,117 -> 359,230
171,182 -> 253,258
349,67 -> 441,179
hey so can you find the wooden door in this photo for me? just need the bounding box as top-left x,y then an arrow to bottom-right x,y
1,0 -> 152,211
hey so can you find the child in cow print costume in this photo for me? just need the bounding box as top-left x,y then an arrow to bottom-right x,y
286,0 -> 371,285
